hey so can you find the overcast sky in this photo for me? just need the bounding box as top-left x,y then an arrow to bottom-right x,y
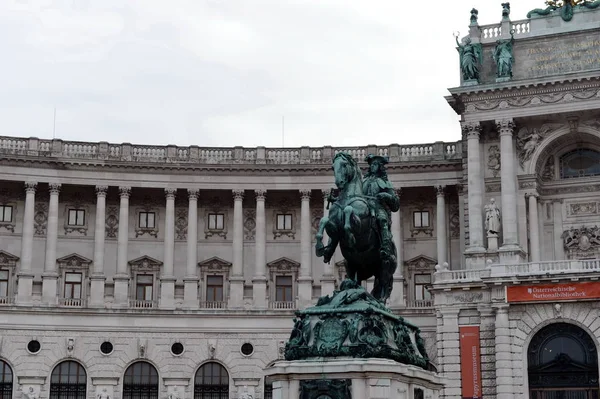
2,0 -> 543,148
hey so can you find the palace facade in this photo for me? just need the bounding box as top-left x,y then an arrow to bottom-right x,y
0,3 -> 599,399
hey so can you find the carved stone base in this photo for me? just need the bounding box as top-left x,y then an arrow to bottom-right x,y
265,358 -> 444,399
227,276 -> 245,309
159,276 -> 176,309
284,279 -> 429,368
498,246 -> 527,264
487,234 -> 499,251
41,271 -> 59,305
89,274 -> 106,307
16,272 -> 34,306
496,76 -> 512,83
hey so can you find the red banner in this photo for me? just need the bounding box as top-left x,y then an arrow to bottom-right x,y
507,281 -> 600,303
459,326 -> 482,399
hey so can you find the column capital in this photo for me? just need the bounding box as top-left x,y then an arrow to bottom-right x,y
321,189 -> 331,201
496,119 -> 516,136
48,183 -> 61,194
95,186 -> 109,197
165,188 -> 177,199
456,183 -> 464,195
525,191 -> 539,199
255,189 -> 266,200
232,189 -> 244,201
435,185 -> 446,197
461,121 -> 481,139
24,181 -> 37,193
119,186 -> 131,198
187,188 -> 199,200
300,189 -> 311,200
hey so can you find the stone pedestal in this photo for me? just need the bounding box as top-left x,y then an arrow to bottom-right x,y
228,276 -> 245,308
252,276 -> 267,308
498,247 -> 527,265
89,274 -> 106,307
182,276 -> 199,309
113,274 -> 130,308
389,275 -> 405,308
16,272 -> 34,305
265,358 -> 443,399
487,234 -> 499,251
41,271 -> 59,305
159,276 -> 176,309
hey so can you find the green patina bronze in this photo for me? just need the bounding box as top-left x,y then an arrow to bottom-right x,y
493,32 -> 515,79
528,0 -> 600,21
456,37 -> 482,83
300,380 -> 352,399
285,153 -> 429,370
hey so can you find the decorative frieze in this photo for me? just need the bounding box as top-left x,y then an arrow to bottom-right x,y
34,202 -> 48,236
243,209 -> 256,240
487,145 -> 500,177
567,202 -> 598,217
105,206 -> 119,238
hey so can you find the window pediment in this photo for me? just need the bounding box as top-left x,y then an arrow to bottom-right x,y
198,257 -> 232,273
0,250 -> 19,267
57,253 -> 92,269
267,257 -> 300,273
128,255 -> 163,272
405,255 -> 437,271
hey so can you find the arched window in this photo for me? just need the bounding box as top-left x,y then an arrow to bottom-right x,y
50,361 -> 86,399
559,149 -> 600,179
528,323 -> 599,398
194,362 -> 229,399
123,362 -> 158,399
1,360 -> 13,399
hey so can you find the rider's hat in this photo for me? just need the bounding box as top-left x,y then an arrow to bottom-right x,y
365,154 -> 389,165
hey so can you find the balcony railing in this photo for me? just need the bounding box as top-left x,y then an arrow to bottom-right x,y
0,136 -> 462,165
269,301 -> 295,309
59,297 -> 85,307
405,299 -> 434,309
199,301 -> 226,309
434,259 -> 600,283
129,299 -> 155,309
0,296 -> 13,305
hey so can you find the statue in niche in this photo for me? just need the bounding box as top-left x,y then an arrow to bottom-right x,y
493,32 -> 515,79
456,36 -> 482,82
485,198 -> 501,236
502,2 -> 511,18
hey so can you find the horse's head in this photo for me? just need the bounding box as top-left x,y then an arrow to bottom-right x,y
333,153 -> 361,191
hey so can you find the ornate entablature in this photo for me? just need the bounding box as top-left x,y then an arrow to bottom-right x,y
562,226 -> 600,259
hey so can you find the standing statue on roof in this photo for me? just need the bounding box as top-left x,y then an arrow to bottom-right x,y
456,36 -> 483,82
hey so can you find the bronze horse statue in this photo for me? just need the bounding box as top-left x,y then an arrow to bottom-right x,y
315,152 -> 398,303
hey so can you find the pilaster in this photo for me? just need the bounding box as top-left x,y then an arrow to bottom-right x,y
478,305 -> 497,399
494,304 -> 513,399
439,308 -> 461,399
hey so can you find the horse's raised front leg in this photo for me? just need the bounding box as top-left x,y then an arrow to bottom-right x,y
343,205 -> 356,248
316,217 -> 338,263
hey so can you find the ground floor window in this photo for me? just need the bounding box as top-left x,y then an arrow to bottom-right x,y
194,362 -> 229,399
50,361 -> 86,399
529,322 -> 599,399
123,361 -> 159,399
0,360 -> 12,399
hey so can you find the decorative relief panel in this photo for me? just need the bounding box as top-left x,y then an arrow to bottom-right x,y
244,209 -> 256,240
105,206 -> 119,239
516,124 -> 562,167
541,157 -> 555,181
567,202 -> 598,217
562,226 -> 600,259
485,183 -> 501,193
175,208 -> 187,240
449,204 -> 460,239
34,202 -> 48,236
487,145 -> 500,177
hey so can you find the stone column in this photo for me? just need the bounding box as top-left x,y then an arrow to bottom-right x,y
478,305 -> 497,398
42,183 -> 61,305
298,189 -> 313,308
183,189 -> 200,308
252,189 -> 267,308
320,189 -> 336,296
497,119 -> 519,249
229,189 -> 245,308
553,200 -> 565,260
463,122 -> 485,253
439,308 -> 461,399
436,185 -> 447,267
89,185 -> 108,307
494,305 -> 514,399
457,184 -> 466,268
527,193 -> 541,262
113,186 -> 131,307
160,188 -> 176,309
390,188 -> 405,307
17,182 -> 37,305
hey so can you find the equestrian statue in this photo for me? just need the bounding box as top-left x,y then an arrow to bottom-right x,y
315,153 -> 400,303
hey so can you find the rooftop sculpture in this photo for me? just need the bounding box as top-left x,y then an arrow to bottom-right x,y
528,0 -> 600,21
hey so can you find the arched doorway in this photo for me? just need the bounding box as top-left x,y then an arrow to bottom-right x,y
528,323 -> 599,398
123,361 -> 159,399
194,362 -> 229,399
49,361 -> 87,399
1,360 -> 13,399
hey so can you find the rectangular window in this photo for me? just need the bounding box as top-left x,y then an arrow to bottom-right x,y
139,212 -> 156,229
67,209 -> 85,226
0,270 -> 8,297
276,275 -> 293,302
413,211 -> 430,228
414,274 -> 431,301
136,274 -> 154,301
64,272 -> 82,299
206,275 -> 224,302
0,205 -> 12,222
208,213 -> 224,230
276,214 -> 293,230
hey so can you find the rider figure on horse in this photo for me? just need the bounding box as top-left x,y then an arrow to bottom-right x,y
362,154 -> 400,263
